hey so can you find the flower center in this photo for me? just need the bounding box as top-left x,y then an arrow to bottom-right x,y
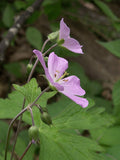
56,71 -> 69,82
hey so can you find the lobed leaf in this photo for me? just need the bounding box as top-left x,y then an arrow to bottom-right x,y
39,124 -> 105,160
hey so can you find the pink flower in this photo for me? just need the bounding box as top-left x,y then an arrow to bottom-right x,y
33,49 -> 88,108
59,18 -> 83,54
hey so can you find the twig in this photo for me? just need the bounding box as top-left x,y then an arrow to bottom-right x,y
0,0 -> 44,61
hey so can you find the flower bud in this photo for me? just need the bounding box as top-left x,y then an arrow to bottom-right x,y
48,31 -> 59,41
27,64 -> 33,74
41,112 -> 52,125
41,107 -> 48,113
28,126 -> 39,141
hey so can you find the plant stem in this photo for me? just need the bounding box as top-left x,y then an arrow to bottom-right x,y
5,107 -> 27,160
10,39 -> 50,159
41,39 -> 49,53
42,43 -> 57,57
27,39 -> 50,82
29,107 -> 35,126
10,98 -> 26,160
30,86 -> 50,106
19,141 -> 32,160
5,86 -> 50,160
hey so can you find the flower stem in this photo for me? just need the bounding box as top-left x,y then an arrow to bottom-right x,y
29,107 -> 35,126
41,39 -> 50,53
5,107 -> 27,160
10,98 -> 26,160
5,86 -> 50,160
27,39 -> 50,82
43,43 -> 57,57
19,141 -> 32,160
10,39 -> 50,160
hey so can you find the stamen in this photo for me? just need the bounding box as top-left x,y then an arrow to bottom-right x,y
63,79 -> 68,82
57,71 -> 69,82
54,74 -> 57,77
56,70 -> 60,73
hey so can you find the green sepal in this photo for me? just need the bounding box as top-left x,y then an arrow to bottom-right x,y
57,39 -> 64,45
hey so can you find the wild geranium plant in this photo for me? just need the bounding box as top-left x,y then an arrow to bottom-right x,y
1,18 -> 113,160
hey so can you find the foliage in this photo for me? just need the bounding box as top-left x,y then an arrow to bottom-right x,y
2,4 -> 15,28
1,0 -> 120,159
26,27 -> 43,50
98,39 -> 120,58
94,0 -> 119,22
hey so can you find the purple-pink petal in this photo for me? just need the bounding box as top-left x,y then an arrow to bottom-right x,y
33,49 -> 64,91
48,52 -> 68,81
64,94 -> 88,108
62,37 -> 83,54
59,76 -> 85,96
59,18 -> 70,40
59,75 -> 88,108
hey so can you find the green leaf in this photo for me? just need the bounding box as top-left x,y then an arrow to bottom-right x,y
26,11 -> 41,24
0,79 -> 56,126
43,1 -> 61,20
112,80 -> 120,123
98,39 -> 120,58
15,130 -> 35,160
93,97 -> 113,113
14,1 -> 27,10
2,4 -> 14,27
0,121 -> 13,154
67,61 -> 89,88
4,62 -> 23,78
47,94 -> 72,117
39,125 -> 104,160
90,126 -> 120,146
107,145 -> 120,159
112,80 -> 120,109
47,96 -> 114,130
0,91 -> 24,119
13,78 -> 57,107
94,0 -> 119,21
86,81 -> 102,97
0,151 -> 11,160
26,27 -> 43,50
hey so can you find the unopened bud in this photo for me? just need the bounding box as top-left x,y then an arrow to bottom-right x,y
48,31 -> 59,41
41,107 -> 48,113
27,64 -> 33,74
41,112 -> 52,125
28,126 -> 39,141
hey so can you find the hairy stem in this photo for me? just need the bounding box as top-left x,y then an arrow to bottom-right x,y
19,141 -> 32,160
